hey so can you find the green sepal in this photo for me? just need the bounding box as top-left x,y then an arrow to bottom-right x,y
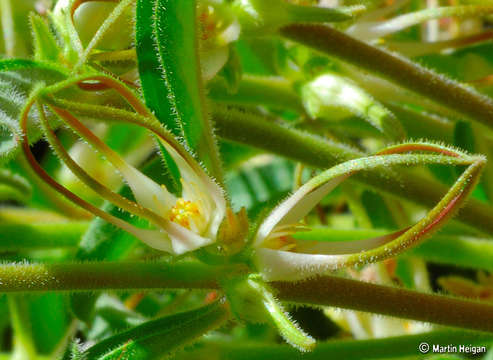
223,274 -> 315,352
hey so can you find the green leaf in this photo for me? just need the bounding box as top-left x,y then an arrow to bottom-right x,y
135,0 -> 179,137
151,0 -> 223,182
0,59 -> 67,160
227,159 -> 294,218
81,301 -> 229,360
28,294 -> 71,355
360,191 -> 397,229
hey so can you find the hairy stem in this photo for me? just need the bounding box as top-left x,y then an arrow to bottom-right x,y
0,262 -> 247,292
272,276 -> 493,333
2,262 -> 493,332
208,75 -> 303,112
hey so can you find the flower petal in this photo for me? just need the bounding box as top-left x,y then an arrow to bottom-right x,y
118,162 -> 176,216
255,248 -> 348,281
158,138 -> 226,238
255,173 -> 351,246
164,221 -> 215,255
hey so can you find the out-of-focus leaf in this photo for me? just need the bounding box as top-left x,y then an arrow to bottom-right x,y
226,159 -> 294,218
174,329 -> 492,360
28,293 -> 71,355
360,191 -> 397,229
418,43 -> 493,82
220,140 -> 259,171
30,13 -> 60,62
0,169 -> 30,202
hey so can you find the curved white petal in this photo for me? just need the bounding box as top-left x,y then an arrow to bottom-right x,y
130,228 -> 173,253
119,163 -> 176,216
164,221 -> 215,255
255,173 -> 350,246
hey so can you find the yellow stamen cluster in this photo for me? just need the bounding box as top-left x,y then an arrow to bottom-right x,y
169,198 -> 200,229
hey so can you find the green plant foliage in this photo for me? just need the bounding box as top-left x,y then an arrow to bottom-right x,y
4,1 -> 493,359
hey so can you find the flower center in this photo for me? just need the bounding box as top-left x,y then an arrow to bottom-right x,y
169,198 -> 201,230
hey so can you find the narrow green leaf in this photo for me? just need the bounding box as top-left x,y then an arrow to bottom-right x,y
135,0 -> 177,135
153,0 -> 224,182
81,301 -> 229,360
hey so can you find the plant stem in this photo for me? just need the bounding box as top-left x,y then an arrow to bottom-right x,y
0,262 -> 246,293
208,75 -> 303,112
272,276 -> 493,333
212,106 -> 493,235
3,262 -> 493,332
280,24 -> 493,131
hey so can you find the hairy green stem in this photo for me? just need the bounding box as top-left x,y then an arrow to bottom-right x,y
272,276 -> 493,333
0,262 -> 246,292
212,106 -> 493,234
208,75 -> 304,112
280,24 -> 493,131
2,262 -> 493,332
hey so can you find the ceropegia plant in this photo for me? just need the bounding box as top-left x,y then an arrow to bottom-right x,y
3,0 -> 493,359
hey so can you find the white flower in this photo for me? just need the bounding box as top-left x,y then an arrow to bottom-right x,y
111,137 -> 227,255
252,144 -> 484,281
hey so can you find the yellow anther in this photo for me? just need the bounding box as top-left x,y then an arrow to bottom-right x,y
169,198 -> 201,229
